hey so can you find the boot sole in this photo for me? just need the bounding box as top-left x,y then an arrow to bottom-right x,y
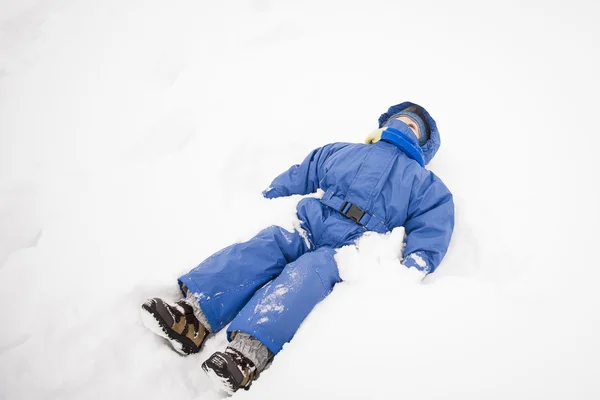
141,300 -> 200,356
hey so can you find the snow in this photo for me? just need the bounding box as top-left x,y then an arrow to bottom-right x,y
1,0 -> 600,399
254,287 -> 288,315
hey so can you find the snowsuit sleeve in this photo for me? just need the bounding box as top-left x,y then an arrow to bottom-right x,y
263,143 -> 348,199
403,170 -> 454,274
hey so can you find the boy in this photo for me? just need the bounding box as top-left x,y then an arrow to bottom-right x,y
141,102 -> 454,393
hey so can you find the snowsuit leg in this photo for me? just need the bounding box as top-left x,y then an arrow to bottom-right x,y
227,246 -> 340,354
178,226 -> 308,332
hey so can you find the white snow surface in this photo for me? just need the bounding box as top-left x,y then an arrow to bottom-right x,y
1,1 -> 600,399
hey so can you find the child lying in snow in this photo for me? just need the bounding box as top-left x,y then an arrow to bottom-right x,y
141,102 -> 454,393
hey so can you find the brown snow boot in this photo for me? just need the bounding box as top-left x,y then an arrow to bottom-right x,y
141,297 -> 208,355
202,348 -> 259,394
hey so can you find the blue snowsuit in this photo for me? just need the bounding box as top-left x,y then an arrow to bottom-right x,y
178,102 -> 454,355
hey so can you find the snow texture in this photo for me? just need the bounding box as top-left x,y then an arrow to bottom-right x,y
1,1 -> 600,399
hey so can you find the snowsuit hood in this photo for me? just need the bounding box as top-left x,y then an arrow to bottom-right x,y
378,102 -> 441,166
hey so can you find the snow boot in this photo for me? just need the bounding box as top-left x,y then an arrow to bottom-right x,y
141,297 -> 208,355
202,348 -> 259,394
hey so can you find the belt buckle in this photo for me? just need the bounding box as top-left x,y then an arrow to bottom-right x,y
340,202 -> 366,223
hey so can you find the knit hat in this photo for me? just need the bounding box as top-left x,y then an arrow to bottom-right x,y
385,105 -> 430,146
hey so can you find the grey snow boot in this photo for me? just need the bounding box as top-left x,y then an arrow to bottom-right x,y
141,298 -> 208,355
